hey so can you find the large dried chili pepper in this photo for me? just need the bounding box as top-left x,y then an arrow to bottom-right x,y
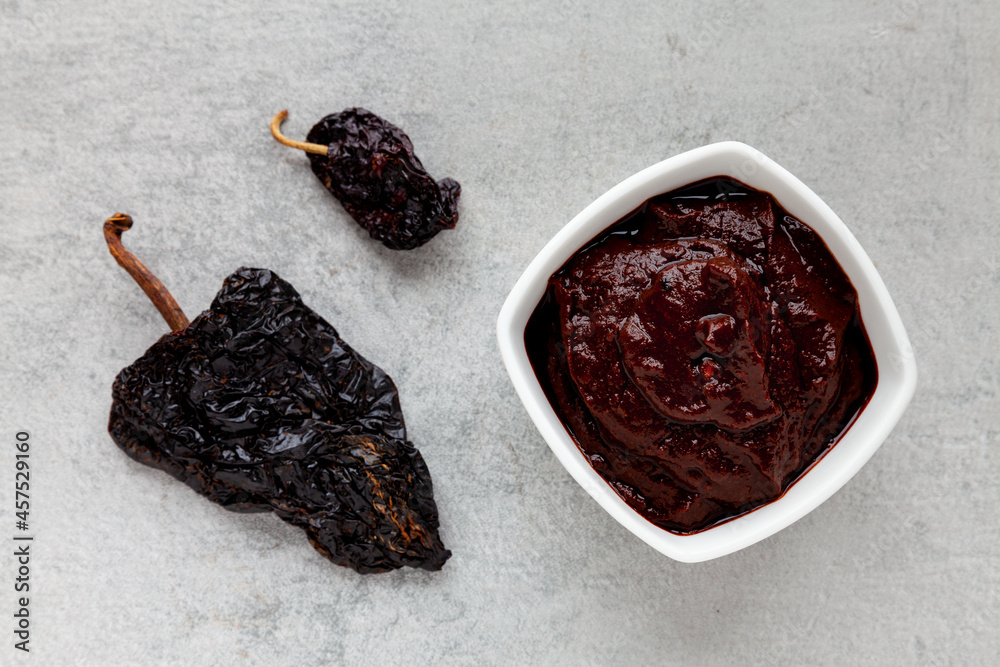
271,109 -> 460,250
104,213 -> 450,573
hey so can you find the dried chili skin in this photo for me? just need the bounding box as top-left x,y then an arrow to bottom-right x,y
108,267 -> 450,573
305,108 -> 461,250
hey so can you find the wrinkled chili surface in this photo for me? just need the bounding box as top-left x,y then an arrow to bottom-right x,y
109,267 -> 450,573
305,108 -> 460,250
526,178 -> 877,533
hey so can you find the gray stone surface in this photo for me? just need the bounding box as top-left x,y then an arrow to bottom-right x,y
1,0 -> 997,664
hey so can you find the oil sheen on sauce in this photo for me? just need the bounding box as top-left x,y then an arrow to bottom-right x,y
525,177 -> 877,534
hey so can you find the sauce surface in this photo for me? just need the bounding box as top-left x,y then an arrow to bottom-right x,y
526,177 -> 877,533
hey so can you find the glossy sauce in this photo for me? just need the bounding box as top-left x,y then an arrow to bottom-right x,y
526,178 -> 877,534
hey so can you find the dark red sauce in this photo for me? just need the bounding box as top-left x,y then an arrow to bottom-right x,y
525,177 -> 877,534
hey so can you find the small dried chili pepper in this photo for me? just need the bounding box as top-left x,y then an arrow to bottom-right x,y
271,109 -> 461,250
104,213 -> 450,573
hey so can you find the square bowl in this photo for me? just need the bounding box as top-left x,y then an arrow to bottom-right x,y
496,141 -> 916,563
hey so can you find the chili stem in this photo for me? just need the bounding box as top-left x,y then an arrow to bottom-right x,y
270,110 -> 329,156
103,213 -> 190,331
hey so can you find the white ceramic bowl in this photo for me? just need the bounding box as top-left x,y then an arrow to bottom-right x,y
496,141 -> 916,563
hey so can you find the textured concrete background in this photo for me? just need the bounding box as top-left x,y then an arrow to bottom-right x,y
1,0 -> 998,664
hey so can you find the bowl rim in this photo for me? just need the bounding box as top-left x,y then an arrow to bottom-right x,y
496,141 -> 917,563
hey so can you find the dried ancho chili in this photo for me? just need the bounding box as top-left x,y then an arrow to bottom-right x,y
104,213 -> 450,573
271,109 -> 460,250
